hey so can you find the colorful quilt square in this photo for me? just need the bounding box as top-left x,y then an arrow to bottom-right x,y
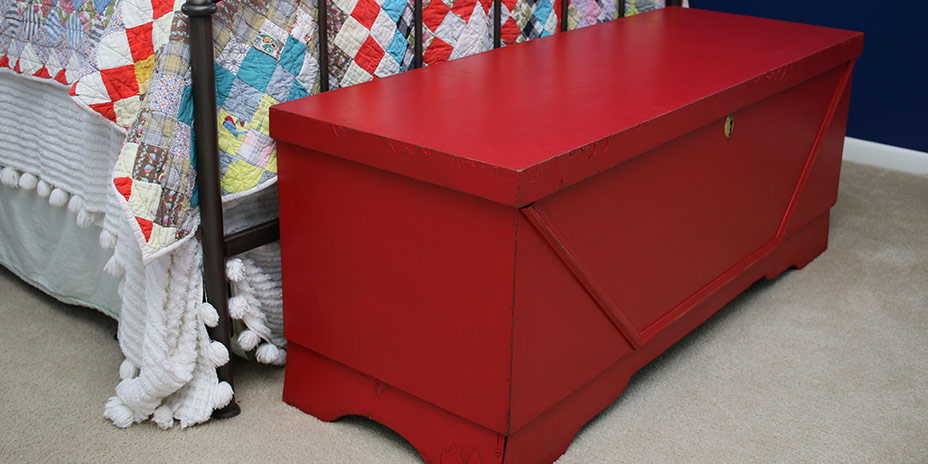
288,81 -> 309,101
370,9 -> 398,49
217,37 -> 250,75
266,65 -> 296,101
289,8 -> 318,45
218,109 -> 249,155
278,37 -> 307,75
355,36 -> 385,75
140,111 -> 175,147
333,16 -> 370,58
237,130 -> 275,168
132,143 -> 169,183
380,0 -> 407,22
385,30 -> 409,65
295,51 -> 320,91
126,179 -> 162,221
351,0 -> 381,29
126,22 -> 153,61
168,121 -> 192,163
237,47 -> 277,93
422,0 -> 491,64
154,187 -> 188,227
95,29 -> 131,69
214,63 -> 237,107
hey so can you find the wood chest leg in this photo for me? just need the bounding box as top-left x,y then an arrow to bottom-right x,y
764,211 -> 831,281
284,343 -> 506,464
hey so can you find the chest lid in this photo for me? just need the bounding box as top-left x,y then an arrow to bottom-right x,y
270,7 -> 863,207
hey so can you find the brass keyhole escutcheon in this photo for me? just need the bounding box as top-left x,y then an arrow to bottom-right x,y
724,115 -> 734,138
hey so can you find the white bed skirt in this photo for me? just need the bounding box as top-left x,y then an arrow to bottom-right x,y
0,72 -> 125,317
1,71 -> 286,428
0,182 -> 122,317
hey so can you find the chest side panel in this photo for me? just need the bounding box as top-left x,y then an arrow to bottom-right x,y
278,145 -> 518,434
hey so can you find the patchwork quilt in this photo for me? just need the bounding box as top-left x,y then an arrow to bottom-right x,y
0,0 -> 117,85
326,0 -> 414,88
69,0 -> 321,260
3,0 -> 683,261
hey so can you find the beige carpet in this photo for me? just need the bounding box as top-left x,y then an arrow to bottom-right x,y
1,161 -> 926,463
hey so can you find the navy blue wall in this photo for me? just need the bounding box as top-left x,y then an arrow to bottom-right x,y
694,1 -> 928,153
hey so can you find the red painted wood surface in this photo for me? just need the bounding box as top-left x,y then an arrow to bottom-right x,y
279,145 -> 518,433
271,8 -> 862,207
273,7 -> 862,463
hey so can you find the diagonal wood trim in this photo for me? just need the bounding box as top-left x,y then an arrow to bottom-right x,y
640,61 -> 856,342
776,61 -> 855,241
521,204 -> 642,349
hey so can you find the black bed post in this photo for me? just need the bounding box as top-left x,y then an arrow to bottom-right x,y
414,0 -> 423,68
560,0 -> 568,32
493,0 -> 501,48
182,0 -> 241,419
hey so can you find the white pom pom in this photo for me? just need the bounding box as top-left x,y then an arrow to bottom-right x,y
76,209 -> 94,228
199,302 -> 219,328
256,343 -> 286,366
119,359 -> 139,380
152,405 -> 175,429
49,188 -> 69,207
225,259 -> 245,282
104,396 -> 136,428
208,341 -> 229,367
0,167 -> 20,187
99,229 -> 118,249
18,172 -> 38,190
36,180 -> 51,197
212,381 -> 234,409
228,295 -> 248,319
67,194 -> 84,213
237,329 -> 260,351
104,255 -> 124,277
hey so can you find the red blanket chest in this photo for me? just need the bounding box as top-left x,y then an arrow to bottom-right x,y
271,8 -> 862,463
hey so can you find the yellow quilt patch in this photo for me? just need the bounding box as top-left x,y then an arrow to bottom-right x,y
223,159 -> 264,192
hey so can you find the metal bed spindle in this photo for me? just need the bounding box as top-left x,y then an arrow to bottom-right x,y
183,0 -> 669,419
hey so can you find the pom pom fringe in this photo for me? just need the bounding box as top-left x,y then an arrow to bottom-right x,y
208,341 -> 230,368
212,381 -> 234,410
225,259 -> 245,282
256,343 -> 286,366
104,255 -> 124,277
228,295 -> 247,320
18,173 -> 38,190
104,396 -> 136,428
49,188 -> 69,207
152,405 -> 175,429
199,302 -> 219,328
119,359 -> 139,380
67,194 -> 84,213
0,167 -> 20,187
36,180 -> 51,197
99,229 -> 118,249
237,329 -> 259,351
76,209 -> 94,228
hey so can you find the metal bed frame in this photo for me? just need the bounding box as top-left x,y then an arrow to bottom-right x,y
181,0 -> 682,419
